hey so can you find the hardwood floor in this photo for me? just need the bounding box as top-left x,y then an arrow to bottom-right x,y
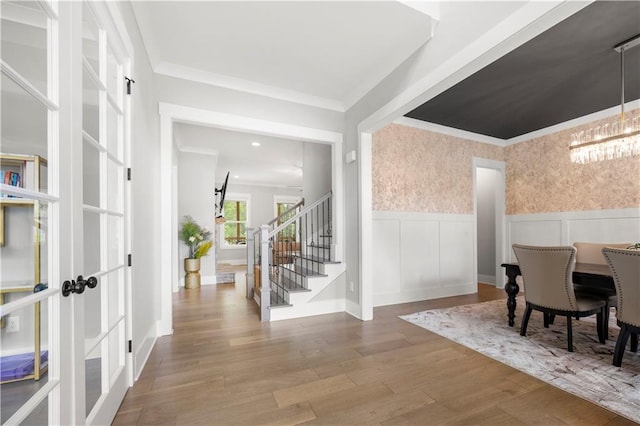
113,273 -> 634,425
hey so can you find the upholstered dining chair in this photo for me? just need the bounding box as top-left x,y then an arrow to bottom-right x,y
513,244 -> 607,352
573,242 -> 631,337
602,248 -> 640,367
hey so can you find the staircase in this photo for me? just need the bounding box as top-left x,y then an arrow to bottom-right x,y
246,191 -> 345,321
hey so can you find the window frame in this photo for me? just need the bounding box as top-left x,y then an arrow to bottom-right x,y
273,195 -> 302,242
219,192 -> 250,249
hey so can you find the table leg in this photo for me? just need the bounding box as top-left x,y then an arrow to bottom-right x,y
504,265 -> 520,327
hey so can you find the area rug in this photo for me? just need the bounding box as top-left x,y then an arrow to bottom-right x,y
215,272 -> 235,284
400,298 -> 640,423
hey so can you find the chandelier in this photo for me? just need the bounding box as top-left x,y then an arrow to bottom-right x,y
570,34 -> 640,164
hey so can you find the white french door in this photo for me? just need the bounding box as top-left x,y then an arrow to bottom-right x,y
0,1 -> 131,424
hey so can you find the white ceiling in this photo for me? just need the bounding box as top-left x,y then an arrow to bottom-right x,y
134,2 -> 436,189
130,1 -> 435,111
173,123 -> 305,188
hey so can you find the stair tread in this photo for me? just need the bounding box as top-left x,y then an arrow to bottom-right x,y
280,265 -> 327,278
271,275 -> 309,292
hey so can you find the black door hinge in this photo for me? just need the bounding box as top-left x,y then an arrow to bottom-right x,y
124,77 -> 135,95
128,340 -> 132,353
127,168 -> 131,181
128,254 -> 132,267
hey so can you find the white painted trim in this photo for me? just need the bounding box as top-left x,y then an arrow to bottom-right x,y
178,146 -> 220,157
158,116 -> 174,336
357,1 -> 591,320
345,298 -> 362,320
504,100 -> 640,145
507,207 -> 640,223
155,62 -> 345,112
359,132 -> 373,321
269,299 -> 346,321
393,96 -> 640,147
394,116 -> 508,146
159,102 -> 344,332
159,102 -> 343,144
478,274 -> 496,285
133,325 -> 157,381
472,158 -> 507,288
358,1 -> 592,134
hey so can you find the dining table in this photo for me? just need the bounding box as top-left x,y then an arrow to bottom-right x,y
500,262 -> 615,327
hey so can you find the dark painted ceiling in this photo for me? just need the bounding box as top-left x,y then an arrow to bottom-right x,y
405,1 -> 640,139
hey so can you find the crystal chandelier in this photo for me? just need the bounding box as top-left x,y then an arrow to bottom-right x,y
570,34 -> 640,164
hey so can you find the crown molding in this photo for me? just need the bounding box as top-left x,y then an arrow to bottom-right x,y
393,117 -> 508,146
504,100 -> 640,145
394,100 -> 640,147
155,62 -> 345,112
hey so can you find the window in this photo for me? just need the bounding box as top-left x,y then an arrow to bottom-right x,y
222,194 -> 250,247
276,202 -> 297,241
274,196 -> 301,241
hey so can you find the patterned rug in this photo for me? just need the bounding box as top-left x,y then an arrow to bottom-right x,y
400,298 -> 640,423
215,272 -> 235,284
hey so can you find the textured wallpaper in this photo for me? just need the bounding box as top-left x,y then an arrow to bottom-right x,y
372,124 -> 503,214
373,109 -> 640,215
505,109 -> 640,214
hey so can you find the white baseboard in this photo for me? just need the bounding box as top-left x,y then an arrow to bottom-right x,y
134,325 -> 157,381
373,283 -> 477,307
270,299 -> 346,321
478,274 -> 496,285
345,298 -> 363,320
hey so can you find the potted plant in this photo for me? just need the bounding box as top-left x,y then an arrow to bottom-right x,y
179,216 -> 213,289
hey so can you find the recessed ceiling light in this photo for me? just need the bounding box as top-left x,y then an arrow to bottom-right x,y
251,142 -> 261,147
233,175 -> 239,179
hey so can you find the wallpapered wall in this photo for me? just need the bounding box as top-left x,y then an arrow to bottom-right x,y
372,124 -> 503,214
505,109 -> 640,214
372,109 -> 640,215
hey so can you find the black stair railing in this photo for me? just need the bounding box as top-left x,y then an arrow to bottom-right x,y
246,191 -> 333,322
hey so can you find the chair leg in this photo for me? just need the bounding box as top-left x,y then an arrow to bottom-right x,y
613,324 -> 631,367
548,313 -> 555,325
603,302 -> 610,340
543,312 -> 550,328
566,315 -> 573,352
520,303 -> 533,337
631,333 -> 638,353
596,309 -> 605,344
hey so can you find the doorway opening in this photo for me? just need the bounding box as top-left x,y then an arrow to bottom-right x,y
473,159 -> 506,288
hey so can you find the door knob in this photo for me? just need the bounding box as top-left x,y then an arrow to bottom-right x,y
61,275 -> 98,297
62,280 -> 80,297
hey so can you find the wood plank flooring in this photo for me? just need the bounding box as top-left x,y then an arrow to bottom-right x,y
113,272 -> 634,425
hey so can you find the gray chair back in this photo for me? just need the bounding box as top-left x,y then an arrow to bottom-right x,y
602,248 -> 640,328
513,244 -> 577,311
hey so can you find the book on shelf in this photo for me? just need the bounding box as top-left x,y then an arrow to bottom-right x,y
1,170 -> 22,198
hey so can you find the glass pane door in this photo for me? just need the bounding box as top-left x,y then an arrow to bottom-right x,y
0,1 -> 59,424
80,2 -> 128,423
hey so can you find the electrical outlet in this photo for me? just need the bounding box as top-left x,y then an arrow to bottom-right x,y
349,281 -> 354,292
7,316 -> 19,333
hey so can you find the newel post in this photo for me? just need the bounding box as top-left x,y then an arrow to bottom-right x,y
260,225 -> 271,321
246,227 -> 255,300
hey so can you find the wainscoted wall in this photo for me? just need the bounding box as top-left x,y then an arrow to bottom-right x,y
372,124 -> 503,214
506,207 -> 640,261
373,211 -> 476,306
372,109 -> 640,305
505,108 -> 640,215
